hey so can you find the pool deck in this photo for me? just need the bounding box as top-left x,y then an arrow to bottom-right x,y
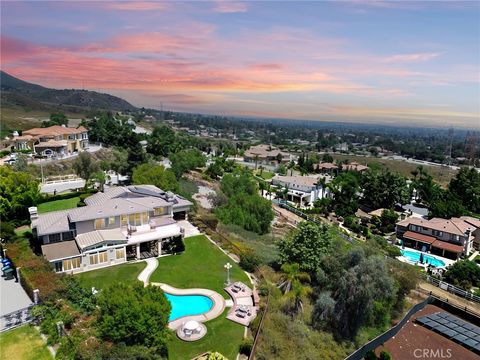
150,283 -> 226,330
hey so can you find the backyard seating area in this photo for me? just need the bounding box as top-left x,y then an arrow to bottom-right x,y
176,320 -> 207,341
225,281 -> 258,326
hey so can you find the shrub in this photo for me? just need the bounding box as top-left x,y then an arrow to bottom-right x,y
239,338 -> 253,356
386,245 -> 401,258
165,236 -> 185,254
379,350 -> 392,360
239,250 -> 261,272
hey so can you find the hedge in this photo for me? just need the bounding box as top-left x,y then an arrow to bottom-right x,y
37,189 -> 97,205
6,238 -> 63,302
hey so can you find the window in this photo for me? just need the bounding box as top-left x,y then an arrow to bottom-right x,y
154,207 -> 164,216
49,233 -> 61,243
108,217 -> 116,226
89,253 -> 99,265
63,257 -> 81,271
134,213 -> 141,225
142,212 -> 148,223
121,215 -> 128,226
94,218 -> 105,229
116,248 -> 125,260
98,251 -> 108,263
54,261 -> 63,272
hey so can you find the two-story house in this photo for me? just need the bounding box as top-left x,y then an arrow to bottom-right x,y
271,175 -> 329,207
244,144 -> 294,167
396,217 -> 478,260
30,185 -> 192,273
14,125 -> 89,157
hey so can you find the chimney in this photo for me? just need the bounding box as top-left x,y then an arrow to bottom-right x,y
29,206 -> 38,221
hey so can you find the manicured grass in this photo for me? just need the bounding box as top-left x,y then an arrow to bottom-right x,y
75,261 -> 146,290
168,309 -> 244,360
37,197 -> 80,214
256,170 -> 275,180
150,235 -> 251,298
0,325 -> 52,360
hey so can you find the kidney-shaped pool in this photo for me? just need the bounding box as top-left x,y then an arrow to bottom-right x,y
165,293 -> 214,321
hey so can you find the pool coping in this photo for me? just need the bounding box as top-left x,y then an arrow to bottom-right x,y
150,282 -> 226,330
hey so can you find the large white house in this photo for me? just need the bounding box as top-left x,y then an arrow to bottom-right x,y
271,175 -> 330,207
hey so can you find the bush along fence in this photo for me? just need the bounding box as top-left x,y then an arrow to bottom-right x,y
344,295 -> 480,360
421,273 -> 480,303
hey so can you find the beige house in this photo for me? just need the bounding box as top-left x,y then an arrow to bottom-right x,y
14,125 -> 89,157
244,144 -> 294,167
396,217 -> 478,260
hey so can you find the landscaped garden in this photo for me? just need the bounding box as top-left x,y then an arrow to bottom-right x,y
150,234 -> 251,298
37,197 -> 80,213
72,234 -> 250,359
0,325 -> 52,360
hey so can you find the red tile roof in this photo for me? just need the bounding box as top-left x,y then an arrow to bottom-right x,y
403,230 -> 436,244
431,240 -> 463,254
24,125 -> 87,137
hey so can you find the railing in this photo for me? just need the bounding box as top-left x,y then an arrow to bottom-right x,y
345,297 -> 432,360
0,305 -> 35,332
277,201 -> 355,243
421,273 -> 480,303
249,289 -> 270,360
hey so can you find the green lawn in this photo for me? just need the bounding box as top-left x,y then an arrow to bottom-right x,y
0,325 -> 52,360
75,261 -> 146,290
150,235 -> 251,298
255,170 -> 275,180
37,197 -> 80,214
168,309 -> 244,360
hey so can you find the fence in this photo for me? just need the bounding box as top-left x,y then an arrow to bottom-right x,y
278,202 -> 355,243
249,290 -> 270,360
421,273 -> 480,303
0,305 -> 35,332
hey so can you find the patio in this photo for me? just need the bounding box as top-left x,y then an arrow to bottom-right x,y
225,281 -> 258,326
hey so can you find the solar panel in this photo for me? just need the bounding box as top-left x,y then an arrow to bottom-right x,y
416,311 -> 480,354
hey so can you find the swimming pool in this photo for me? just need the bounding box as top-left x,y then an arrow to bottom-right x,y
165,293 -> 214,321
400,249 -> 446,268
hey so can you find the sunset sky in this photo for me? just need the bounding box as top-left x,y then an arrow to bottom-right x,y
1,1 -> 479,128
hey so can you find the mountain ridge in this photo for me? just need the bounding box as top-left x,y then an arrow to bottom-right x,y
0,71 -> 137,112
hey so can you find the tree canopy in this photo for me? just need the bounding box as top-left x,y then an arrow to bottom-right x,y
0,166 -> 41,222
97,282 -> 171,356
448,167 -> 480,214
216,170 -> 274,234
132,163 -> 178,192
444,260 -> 480,290
361,169 -> 409,209
170,148 -> 206,178
277,221 -> 332,273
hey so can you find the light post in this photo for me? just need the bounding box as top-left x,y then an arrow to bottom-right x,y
224,262 -> 232,286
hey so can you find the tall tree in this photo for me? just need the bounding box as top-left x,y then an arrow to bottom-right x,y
73,152 -> 98,186
278,222 -> 332,273
361,169 -> 410,209
132,163 -> 178,192
448,167 -> 480,214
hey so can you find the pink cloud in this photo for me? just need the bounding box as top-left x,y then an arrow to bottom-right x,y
212,1 -> 248,13
381,52 -> 442,63
104,1 -> 169,11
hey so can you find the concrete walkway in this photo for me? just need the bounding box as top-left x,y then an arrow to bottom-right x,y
137,258 -> 158,286
0,274 -> 33,316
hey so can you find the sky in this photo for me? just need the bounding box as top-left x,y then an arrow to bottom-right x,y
1,1 -> 479,128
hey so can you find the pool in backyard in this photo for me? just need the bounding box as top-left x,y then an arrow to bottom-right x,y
400,249 -> 446,268
165,293 -> 214,321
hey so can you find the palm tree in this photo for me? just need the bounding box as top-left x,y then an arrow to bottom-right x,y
258,180 -> 267,197
316,176 -> 327,198
282,186 -> 289,203
284,280 -> 313,314
254,155 -> 259,171
277,263 -> 311,294
278,263 -> 312,315
287,160 -> 295,176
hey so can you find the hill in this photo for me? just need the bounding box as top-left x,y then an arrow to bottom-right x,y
0,71 -> 137,113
